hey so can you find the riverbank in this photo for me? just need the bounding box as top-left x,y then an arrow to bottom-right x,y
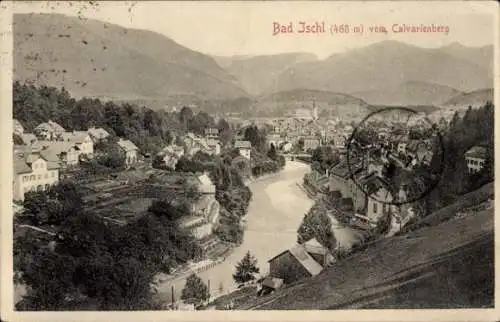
155,168 -> 289,286
153,161 -> 312,305
243,171 -> 282,185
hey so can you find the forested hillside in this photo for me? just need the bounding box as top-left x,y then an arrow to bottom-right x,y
13,81 -> 231,154
421,102 -> 494,214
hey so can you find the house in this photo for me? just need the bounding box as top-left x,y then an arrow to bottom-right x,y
156,144 -> 185,169
39,141 -> 81,167
235,140 -> 252,159
13,151 -> 60,201
396,140 -> 408,155
303,136 -> 321,152
183,133 -> 217,156
205,127 -> 219,139
333,135 -> 346,149
117,139 -> 139,166
33,120 -> 66,140
267,133 -> 283,149
268,243 -> 324,285
13,119 -> 24,135
205,128 -> 221,155
61,131 -> 94,158
197,173 -> 216,194
360,174 -> 394,224
464,146 -> 488,173
87,127 -> 110,143
328,158 -> 366,212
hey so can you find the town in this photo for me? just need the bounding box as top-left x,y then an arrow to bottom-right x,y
9,5 -> 495,314
13,81 -> 494,310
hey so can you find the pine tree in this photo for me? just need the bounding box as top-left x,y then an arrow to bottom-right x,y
233,251 -> 260,284
181,274 -> 209,305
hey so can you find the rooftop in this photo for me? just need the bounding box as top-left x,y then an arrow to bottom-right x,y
465,146 -> 488,159
117,139 -> 138,152
269,244 -> 324,277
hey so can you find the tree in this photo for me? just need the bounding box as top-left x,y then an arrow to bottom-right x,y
233,251 -> 260,284
181,273 -> 210,305
244,125 -> 266,153
267,143 -> 277,160
217,118 -> 233,146
297,202 -> 336,250
179,106 -> 194,130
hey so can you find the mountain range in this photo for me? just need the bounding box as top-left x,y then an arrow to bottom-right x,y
13,13 -> 494,114
14,13 -> 248,101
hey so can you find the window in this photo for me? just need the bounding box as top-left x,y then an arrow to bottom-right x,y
44,173 -> 48,179
52,172 -> 55,178
30,175 -> 35,180
37,175 -> 41,180
373,202 -> 378,214
34,163 -> 38,169
23,176 -> 28,182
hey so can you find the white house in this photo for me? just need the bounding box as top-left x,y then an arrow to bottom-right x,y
117,139 -> 139,166
267,133 -> 283,149
13,152 -> 60,201
235,140 -> 252,159
61,131 -> 94,158
38,141 -> 81,167
464,146 -> 488,173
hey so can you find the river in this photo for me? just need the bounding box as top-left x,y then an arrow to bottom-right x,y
154,161 -> 362,304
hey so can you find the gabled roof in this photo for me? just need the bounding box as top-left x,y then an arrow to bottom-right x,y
61,131 -> 90,144
197,173 -> 213,187
288,245 -> 324,276
34,120 -> 65,134
465,146 -> 487,159
88,127 -> 110,139
360,173 -> 393,197
117,139 -> 138,152
268,244 -> 324,277
14,151 -> 60,175
14,155 -> 33,174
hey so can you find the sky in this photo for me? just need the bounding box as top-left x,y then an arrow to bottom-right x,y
11,1 -> 497,59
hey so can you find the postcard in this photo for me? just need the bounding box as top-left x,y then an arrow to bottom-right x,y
1,1 -> 499,321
